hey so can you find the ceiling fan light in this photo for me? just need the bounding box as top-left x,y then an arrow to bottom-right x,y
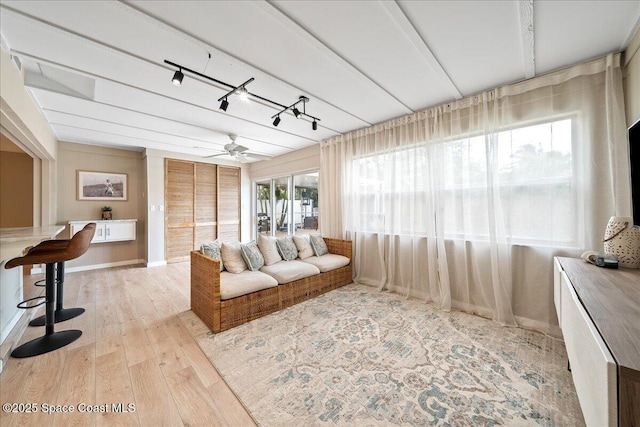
220,98 -> 229,111
172,69 -> 184,86
312,120 -> 317,131
273,116 -> 281,127
292,107 -> 300,118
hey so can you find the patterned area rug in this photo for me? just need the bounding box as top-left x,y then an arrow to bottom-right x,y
194,284 -> 584,426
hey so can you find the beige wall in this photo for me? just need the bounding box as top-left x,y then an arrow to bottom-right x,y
56,142 -> 145,269
0,135 -> 33,228
624,26 -> 640,127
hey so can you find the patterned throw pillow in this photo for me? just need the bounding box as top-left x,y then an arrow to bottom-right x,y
258,234 -> 282,266
276,236 -> 298,261
221,241 -> 248,274
293,235 -> 314,260
310,233 -> 329,257
201,240 -> 224,271
241,240 -> 265,271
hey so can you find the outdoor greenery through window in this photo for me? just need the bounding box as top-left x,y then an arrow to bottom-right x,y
353,118 -> 574,245
255,172 -> 319,238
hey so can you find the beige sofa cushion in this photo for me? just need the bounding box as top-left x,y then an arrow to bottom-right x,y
221,241 -> 247,274
220,270 -> 278,300
301,254 -> 350,273
260,260 -> 320,284
258,234 -> 282,266
293,235 -> 314,260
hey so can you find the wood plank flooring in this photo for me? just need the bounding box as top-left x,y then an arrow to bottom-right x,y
0,263 -> 255,427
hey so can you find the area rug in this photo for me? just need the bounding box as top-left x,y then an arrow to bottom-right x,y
194,284 -> 584,426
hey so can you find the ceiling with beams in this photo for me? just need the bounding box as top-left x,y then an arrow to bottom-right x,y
1,0 -> 639,162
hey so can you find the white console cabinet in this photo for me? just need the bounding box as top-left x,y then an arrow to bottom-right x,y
69,219 -> 137,243
554,257 -> 640,427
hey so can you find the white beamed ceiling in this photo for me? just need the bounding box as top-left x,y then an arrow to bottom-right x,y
1,0 -> 638,161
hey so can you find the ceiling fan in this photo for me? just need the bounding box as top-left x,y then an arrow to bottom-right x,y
204,135 -> 271,162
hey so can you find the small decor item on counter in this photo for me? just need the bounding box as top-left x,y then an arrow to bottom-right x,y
101,206 -> 113,220
603,216 -> 640,268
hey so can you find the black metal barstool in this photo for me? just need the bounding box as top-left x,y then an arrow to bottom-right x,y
29,258 -> 85,326
4,223 -> 96,358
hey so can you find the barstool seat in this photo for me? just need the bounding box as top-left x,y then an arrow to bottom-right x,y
4,223 -> 96,358
26,239 -> 85,326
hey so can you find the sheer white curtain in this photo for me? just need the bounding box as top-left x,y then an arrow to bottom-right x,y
319,54 -> 630,334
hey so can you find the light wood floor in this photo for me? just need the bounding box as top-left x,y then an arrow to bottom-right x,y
0,263 -> 256,427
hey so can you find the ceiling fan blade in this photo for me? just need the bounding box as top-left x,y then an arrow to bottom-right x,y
203,152 -> 230,158
243,152 -> 272,160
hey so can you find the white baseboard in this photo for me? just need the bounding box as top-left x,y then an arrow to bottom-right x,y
146,260 -> 167,267
65,259 -> 145,273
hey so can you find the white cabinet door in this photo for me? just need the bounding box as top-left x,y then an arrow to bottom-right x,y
105,222 -> 136,242
71,223 -> 105,242
560,273 -> 617,427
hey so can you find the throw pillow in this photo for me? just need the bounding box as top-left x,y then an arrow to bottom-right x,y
221,241 -> 247,274
293,235 -> 314,260
200,240 -> 224,271
240,240 -> 265,271
258,234 -> 282,266
276,235 -> 298,261
310,233 -> 329,257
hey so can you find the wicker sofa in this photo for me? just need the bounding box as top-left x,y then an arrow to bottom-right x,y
190,237 -> 352,333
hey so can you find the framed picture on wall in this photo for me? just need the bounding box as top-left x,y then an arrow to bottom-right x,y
77,170 -> 128,201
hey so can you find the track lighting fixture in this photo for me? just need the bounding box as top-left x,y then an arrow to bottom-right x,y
172,69 -> 184,86
165,60 -> 321,130
220,98 -> 229,111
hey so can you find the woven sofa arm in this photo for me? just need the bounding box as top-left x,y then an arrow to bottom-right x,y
324,238 -> 352,260
190,250 -> 221,332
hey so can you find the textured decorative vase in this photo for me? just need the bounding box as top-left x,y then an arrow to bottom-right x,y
603,216 -> 640,268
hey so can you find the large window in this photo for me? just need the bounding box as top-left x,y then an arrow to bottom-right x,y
352,118 -> 574,246
255,171 -> 319,238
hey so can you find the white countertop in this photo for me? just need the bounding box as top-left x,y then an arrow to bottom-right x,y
0,225 -> 65,244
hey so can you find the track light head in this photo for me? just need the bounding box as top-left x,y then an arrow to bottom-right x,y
172,69 -> 184,86
238,86 -> 249,102
312,120 -> 317,131
220,98 -> 229,111
273,116 -> 281,127
292,107 -> 300,118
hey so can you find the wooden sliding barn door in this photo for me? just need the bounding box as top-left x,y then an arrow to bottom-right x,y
194,163 -> 217,250
217,166 -> 241,242
165,159 -> 240,263
165,159 -> 195,263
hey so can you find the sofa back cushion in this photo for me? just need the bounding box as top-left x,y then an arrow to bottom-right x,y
310,233 -> 329,257
240,240 -> 265,271
293,235 -> 314,260
276,235 -> 298,261
258,234 -> 282,266
221,241 -> 247,273
201,240 -> 224,271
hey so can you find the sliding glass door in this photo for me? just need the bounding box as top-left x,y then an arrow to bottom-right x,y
254,171 -> 319,238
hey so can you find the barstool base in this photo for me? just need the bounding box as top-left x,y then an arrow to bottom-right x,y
29,308 -> 85,326
11,330 -> 82,358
